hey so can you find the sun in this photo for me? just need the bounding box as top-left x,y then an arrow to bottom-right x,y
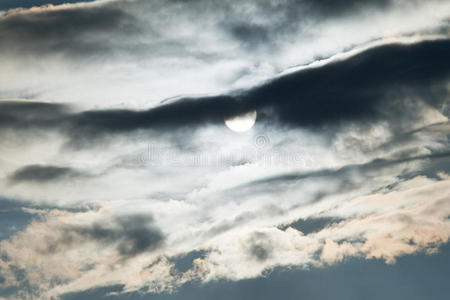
224,110 -> 257,132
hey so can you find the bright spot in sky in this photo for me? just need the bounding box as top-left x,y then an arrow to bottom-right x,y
225,110 -> 257,132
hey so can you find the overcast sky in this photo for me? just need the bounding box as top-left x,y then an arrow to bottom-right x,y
0,1 -> 449,299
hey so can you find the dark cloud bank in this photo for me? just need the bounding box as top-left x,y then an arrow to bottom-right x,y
8,165 -> 82,184
0,1 -> 137,58
1,39 -> 449,145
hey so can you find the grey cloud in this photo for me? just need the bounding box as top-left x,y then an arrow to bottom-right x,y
8,165 -> 83,183
249,244 -> 271,261
0,2 -> 139,58
0,0 -> 418,62
225,22 -> 271,50
228,151 -> 450,200
45,214 -> 164,258
245,39 -> 450,129
1,39 -> 448,147
221,0 -> 393,49
376,121 -> 450,153
53,38 -> 450,134
0,101 -> 69,130
247,232 -> 273,261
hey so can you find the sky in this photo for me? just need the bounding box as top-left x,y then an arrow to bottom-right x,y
0,0 -> 449,299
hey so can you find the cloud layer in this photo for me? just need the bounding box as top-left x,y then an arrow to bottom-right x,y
0,0 -> 449,299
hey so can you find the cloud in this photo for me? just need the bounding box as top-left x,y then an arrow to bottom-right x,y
45,214 -> 164,258
0,101 -> 69,131
0,39 -> 448,146
0,138 -> 449,298
229,151 -> 450,199
0,0 -> 396,56
0,212 -> 166,298
66,39 -> 450,134
245,39 -> 450,128
0,0 -> 447,107
0,1 -> 138,58
8,165 -> 83,184
0,1 -> 449,299
247,232 -> 274,261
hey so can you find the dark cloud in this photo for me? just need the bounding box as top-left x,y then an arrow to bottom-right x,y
0,40 -> 449,146
226,22 -> 271,49
54,38 -> 450,133
8,165 -> 82,183
245,39 -> 450,129
247,232 -> 273,261
69,95 -> 241,133
0,2 -> 139,58
0,101 -> 69,130
249,244 -> 271,261
45,214 -> 164,258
